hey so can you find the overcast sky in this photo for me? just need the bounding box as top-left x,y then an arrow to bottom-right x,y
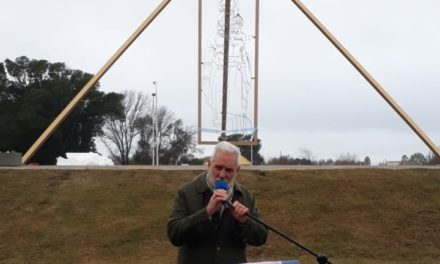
1,0 -> 439,164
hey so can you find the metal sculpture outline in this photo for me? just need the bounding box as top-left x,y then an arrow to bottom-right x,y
21,0 -> 440,164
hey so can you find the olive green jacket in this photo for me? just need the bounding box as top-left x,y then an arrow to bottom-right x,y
167,172 -> 268,264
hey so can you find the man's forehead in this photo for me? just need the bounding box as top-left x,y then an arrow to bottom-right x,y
213,151 -> 238,163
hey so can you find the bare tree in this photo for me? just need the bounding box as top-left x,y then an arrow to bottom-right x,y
133,106 -> 197,165
101,90 -> 150,164
299,147 -> 316,164
335,152 -> 359,165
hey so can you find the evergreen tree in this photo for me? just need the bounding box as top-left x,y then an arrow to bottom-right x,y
0,56 -> 123,164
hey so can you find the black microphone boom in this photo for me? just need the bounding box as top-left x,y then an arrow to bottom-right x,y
245,212 -> 331,264
214,180 -> 331,264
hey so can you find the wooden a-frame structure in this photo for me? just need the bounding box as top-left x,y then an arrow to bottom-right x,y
21,0 -> 440,164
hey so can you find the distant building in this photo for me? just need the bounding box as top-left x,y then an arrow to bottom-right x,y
384,161 -> 400,166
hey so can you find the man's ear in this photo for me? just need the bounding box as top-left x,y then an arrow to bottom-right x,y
236,166 -> 240,173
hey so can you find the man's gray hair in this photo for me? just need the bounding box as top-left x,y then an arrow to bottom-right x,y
211,141 -> 241,165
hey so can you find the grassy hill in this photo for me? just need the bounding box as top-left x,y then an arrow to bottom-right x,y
0,167 -> 439,263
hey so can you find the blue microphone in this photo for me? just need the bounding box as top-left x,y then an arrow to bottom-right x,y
214,179 -> 228,191
214,180 -> 231,207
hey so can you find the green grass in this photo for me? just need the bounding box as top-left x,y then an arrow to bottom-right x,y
0,168 -> 439,263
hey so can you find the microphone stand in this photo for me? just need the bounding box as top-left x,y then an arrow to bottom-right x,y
226,201 -> 331,264
247,213 -> 331,264
215,180 -> 331,264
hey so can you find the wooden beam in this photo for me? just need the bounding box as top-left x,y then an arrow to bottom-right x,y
290,0 -> 440,158
21,0 -> 172,164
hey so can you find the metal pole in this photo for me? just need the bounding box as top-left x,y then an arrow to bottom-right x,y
151,89 -> 156,166
197,0 -> 203,143
21,0 -> 173,165
253,0 -> 260,145
290,0 -> 440,159
221,0 -> 232,138
153,81 -> 159,166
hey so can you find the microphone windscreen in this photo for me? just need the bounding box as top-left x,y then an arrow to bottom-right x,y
214,180 -> 228,191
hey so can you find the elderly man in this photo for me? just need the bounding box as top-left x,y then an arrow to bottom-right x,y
167,141 -> 268,264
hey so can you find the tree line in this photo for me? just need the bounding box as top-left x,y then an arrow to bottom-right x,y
399,152 -> 439,166
2,56 -> 438,166
100,90 -> 197,165
267,150 -> 440,166
0,56 -> 268,165
266,151 -> 372,166
0,56 -> 198,165
0,56 -> 123,164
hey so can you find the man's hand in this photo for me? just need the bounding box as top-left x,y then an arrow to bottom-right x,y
206,189 -> 228,216
231,201 -> 249,224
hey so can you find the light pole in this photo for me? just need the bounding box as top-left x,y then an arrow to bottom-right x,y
152,81 -> 159,166
151,87 -> 156,166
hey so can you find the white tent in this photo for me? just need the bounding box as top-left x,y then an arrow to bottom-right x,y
56,152 -> 114,166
